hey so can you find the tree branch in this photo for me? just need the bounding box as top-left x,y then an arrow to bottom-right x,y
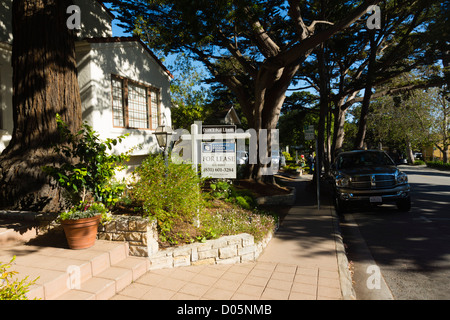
279,0 -> 382,67
244,7 -> 280,58
287,0 -> 334,41
217,29 -> 258,78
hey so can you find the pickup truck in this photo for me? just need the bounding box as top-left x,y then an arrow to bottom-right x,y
330,150 -> 411,214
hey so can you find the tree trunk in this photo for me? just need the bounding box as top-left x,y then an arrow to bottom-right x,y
406,138 -> 415,164
0,0 -> 82,212
331,101 -> 347,161
244,63 -> 299,182
354,30 -> 377,150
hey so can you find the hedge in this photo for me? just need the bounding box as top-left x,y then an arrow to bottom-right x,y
426,161 -> 450,170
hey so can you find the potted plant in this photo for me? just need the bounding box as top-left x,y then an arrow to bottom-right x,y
59,200 -> 110,249
43,114 -> 130,249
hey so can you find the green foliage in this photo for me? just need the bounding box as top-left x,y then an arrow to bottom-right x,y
168,53 -> 210,129
209,180 -> 231,199
282,151 -> 293,161
209,180 -> 257,210
132,154 -> 204,244
58,201 -> 111,224
0,257 -> 39,300
283,163 -> 311,174
199,204 -> 276,243
426,161 -> 450,170
42,114 -> 131,207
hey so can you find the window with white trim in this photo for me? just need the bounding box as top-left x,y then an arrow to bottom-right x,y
111,75 -> 160,129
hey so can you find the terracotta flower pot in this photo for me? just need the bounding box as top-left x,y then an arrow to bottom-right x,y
61,215 -> 101,249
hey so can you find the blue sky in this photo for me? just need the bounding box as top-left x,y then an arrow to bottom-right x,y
111,20 -> 130,37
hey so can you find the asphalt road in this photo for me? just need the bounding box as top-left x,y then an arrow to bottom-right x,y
339,165 -> 450,300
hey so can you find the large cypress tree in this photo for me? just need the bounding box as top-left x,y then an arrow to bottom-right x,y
0,0 -> 82,212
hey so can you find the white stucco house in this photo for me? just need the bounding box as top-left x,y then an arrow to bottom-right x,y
0,0 -> 173,171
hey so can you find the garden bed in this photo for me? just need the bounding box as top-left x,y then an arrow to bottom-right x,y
111,198 -> 277,249
97,212 -> 274,269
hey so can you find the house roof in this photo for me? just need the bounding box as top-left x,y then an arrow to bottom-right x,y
204,106 -> 242,126
85,36 -> 173,79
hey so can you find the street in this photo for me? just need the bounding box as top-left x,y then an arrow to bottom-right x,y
339,165 -> 450,300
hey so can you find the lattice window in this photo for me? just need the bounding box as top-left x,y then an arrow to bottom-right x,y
111,75 -> 160,130
150,90 -> 159,130
128,83 -> 149,129
111,78 -> 125,127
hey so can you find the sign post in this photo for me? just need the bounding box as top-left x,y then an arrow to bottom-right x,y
305,125 -> 320,210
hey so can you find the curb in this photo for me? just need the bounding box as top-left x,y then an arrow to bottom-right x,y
318,180 -> 356,300
331,208 -> 357,300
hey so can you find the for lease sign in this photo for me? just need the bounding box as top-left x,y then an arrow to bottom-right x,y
201,142 -> 236,179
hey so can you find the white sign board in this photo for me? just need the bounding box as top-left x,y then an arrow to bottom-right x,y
201,142 -> 236,179
305,125 -> 315,140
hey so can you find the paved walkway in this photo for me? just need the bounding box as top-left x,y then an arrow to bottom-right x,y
0,175 -> 353,300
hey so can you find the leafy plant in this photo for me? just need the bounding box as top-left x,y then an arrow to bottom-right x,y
43,114 -> 131,208
0,257 -> 39,300
132,154 -> 204,244
210,180 -> 231,199
282,151 -> 293,161
59,201 -> 111,224
209,179 -> 257,210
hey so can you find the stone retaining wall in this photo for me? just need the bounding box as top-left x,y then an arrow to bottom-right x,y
147,232 -> 272,270
97,216 -> 159,257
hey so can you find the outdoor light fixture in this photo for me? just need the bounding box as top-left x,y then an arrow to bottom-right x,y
154,124 -> 173,150
154,124 -> 173,178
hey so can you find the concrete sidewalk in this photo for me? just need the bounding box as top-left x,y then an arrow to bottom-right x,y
0,175 -> 354,300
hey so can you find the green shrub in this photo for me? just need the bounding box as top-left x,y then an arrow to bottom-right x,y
209,180 -> 257,210
1,257 -> 39,300
210,180 -> 231,199
414,159 -> 425,165
42,114 -> 130,208
132,154 -> 204,244
282,151 -> 293,161
199,204 -> 276,243
426,161 -> 450,170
